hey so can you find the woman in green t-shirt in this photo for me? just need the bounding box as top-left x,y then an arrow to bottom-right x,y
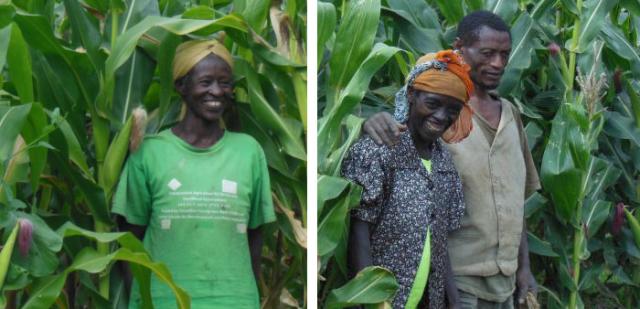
113,40 -> 275,308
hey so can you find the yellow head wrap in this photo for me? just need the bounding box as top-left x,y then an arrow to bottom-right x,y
413,50 -> 474,143
172,40 -> 234,82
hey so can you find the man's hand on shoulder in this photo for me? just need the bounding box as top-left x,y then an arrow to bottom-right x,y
362,112 -> 406,146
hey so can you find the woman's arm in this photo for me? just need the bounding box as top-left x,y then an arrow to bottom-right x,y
116,215 -> 147,293
348,218 -> 373,276
445,250 -> 461,309
248,227 -> 263,282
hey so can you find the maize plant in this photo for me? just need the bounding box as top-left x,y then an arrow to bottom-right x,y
318,0 -> 640,307
0,0 -> 306,308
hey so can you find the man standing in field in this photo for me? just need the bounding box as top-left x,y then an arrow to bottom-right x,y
362,11 -> 539,308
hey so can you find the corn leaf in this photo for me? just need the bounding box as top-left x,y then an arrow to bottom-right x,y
325,266 -> 399,309
0,222 -> 19,287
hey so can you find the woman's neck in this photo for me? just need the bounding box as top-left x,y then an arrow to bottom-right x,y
409,126 -> 435,160
172,113 -> 224,148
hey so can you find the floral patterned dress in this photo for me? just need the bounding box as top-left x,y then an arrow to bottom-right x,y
341,131 -> 465,308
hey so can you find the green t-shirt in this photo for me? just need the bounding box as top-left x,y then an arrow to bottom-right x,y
112,130 -> 275,308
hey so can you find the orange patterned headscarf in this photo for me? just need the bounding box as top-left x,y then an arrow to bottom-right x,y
394,50 -> 474,143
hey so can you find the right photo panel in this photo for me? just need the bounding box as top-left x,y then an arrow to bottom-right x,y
317,0 -> 640,308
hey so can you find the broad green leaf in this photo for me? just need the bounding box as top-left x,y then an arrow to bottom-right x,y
119,0 -> 161,32
527,232 -> 559,257
233,0 -> 269,31
22,247 -> 190,309
15,13 -> 98,114
540,105 -> 585,223
325,266 -> 399,308
110,0 -> 161,123
585,156 -> 621,203
559,0 -> 579,15
156,33 -> 181,123
530,0 -> 557,20
235,59 -> 306,160
2,135 -> 29,185
56,222 -> 145,252
0,104 -> 31,162
7,23 -> 33,103
317,175 -> 350,215
328,0 -> 380,96
318,188 -> 352,257
292,71 -> 307,130
49,149 -> 111,224
21,274 -> 67,309
319,43 -> 401,162
13,12 -> 67,57
236,104 -> 291,177
181,5 -> 215,20
524,192 -> 547,218
600,21 -> 640,78
100,113 -> 133,199
383,9 -> 442,55
63,0 -> 104,72
82,0 -> 109,13
385,0 -> 441,31
498,13 -> 535,95
21,102 -> 49,189
582,200 -> 611,237
558,261 -> 578,292
486,0 -> 518,23
578,264 -> 603,290
465,0 -> 483,11
603,111 -> 640,147
0,222 -> 19,287
624,208 -> 640,250
434,0 -> 464,24
524,121 -> 543,152
576,0 -> 619,53
0,26 -> 11,73
506,13 -> 535,70
112,50 -> 156,124
323,115 -> 364,176
45,110 -> 92,179
317,1 -> 336,67
0,5 -> 14,29
625,79 -> 640,127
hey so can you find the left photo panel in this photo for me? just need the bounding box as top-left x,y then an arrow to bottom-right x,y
0,1 -> 306,308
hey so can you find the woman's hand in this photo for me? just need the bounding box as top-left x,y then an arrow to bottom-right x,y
445,251 -> 461,309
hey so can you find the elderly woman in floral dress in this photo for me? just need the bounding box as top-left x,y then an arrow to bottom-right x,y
342,50 -> 474,309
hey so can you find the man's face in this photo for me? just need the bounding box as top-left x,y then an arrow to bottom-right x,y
177,54 -> 234,122
459,26 -> 512,90
408,90 -> 464,142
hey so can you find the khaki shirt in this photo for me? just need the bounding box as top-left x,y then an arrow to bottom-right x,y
446,98 -> 540,281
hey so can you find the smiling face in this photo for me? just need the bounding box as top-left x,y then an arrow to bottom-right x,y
457,26 -> 512,90
407,90 -> 464,143
175,53 -> 234,122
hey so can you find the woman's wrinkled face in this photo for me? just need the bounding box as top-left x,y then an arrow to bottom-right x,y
408,90 -> 464,141
176,54 -> 234,122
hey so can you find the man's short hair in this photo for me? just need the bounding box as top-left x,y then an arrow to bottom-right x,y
457,10 -> 511,46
